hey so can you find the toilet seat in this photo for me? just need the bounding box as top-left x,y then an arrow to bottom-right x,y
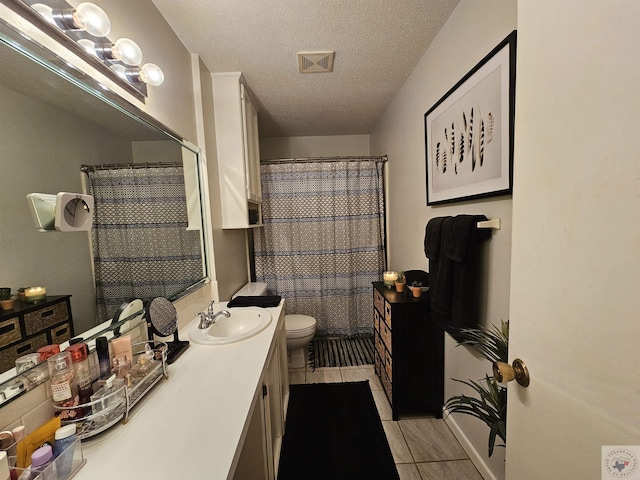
285,314 -> 316,339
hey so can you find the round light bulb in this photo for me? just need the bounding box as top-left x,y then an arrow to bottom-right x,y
72,2 -> 111,37
112,38 -> 143,66
77,39 -> 97,57
140,63 -> 164,86
31,3 -> 56,26
110,64 -> 127,79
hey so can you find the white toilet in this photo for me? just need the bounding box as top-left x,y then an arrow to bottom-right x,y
233,282 -> 316,368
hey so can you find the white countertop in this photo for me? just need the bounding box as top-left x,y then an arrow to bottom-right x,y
74,301 -> 284,480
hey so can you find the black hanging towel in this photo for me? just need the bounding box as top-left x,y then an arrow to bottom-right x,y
425,214 -> 491,338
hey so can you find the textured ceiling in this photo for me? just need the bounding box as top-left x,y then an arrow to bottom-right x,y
151,0 -> 460,138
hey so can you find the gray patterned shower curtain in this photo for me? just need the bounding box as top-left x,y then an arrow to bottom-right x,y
253,157 -> 386,337
84,165 -> 203,323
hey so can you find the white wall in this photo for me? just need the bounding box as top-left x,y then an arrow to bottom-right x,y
370,1 -> 517,478
260,134 -> 370,159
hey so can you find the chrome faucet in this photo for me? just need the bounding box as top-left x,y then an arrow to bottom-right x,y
198,309 -> 231,329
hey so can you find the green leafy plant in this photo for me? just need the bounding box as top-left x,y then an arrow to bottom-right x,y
443,320 -> 509,457
0,288 -> 11,300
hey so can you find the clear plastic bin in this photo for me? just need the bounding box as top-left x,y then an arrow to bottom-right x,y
6,436 -> 85,480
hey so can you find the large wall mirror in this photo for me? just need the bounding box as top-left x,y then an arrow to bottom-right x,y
0,10 -> 209,399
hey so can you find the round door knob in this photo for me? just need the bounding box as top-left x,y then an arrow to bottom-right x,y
493,358 -> 530,387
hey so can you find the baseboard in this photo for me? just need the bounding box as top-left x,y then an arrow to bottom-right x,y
443,408 -> 499,480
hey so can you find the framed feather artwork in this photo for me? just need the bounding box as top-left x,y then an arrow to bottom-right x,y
425,30 -> 516,205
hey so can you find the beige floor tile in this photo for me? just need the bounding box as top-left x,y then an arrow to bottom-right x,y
382,420 -> 414,464
416,460 -> 484,480
340,366 -> 383,390
371,389 -> 393,421
399,417 -> 468,462
288,371 -> 305,385
305,368 -> 342,383
396,463 -> 422,480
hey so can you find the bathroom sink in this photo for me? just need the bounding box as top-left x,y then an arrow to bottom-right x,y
188,308 -> 272,345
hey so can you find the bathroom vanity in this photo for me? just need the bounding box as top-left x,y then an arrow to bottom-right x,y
72,301 -> 288,480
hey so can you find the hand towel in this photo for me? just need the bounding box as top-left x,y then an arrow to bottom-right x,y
227,295 -> 282,308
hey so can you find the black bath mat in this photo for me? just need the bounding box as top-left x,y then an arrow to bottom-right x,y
277,381 -> 399,480
308,336 -> 375,369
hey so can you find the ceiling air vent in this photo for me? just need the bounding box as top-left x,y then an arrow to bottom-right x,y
297,51 -> 335,73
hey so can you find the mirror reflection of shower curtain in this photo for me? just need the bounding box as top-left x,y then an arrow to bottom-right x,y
254,158 -> 386,337
84,165 -> 203,323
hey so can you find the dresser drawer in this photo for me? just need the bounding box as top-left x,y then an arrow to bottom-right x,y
374,288 -> 385,315
0,333 -> 48,372
24,301 -> 70,335
380,318 -> 392,354
384,349 -> 393,381
50,322 -> 72,344
0,317 -> 21,348
384,300 -> 392,328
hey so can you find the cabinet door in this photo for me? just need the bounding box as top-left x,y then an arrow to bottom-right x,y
241,84 -> 262,203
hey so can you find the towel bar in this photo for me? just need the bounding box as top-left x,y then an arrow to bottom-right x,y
477,218 -> 501,230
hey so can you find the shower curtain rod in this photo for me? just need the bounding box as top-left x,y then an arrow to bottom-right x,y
81,162 -> 183,172
260,155 -> 388,165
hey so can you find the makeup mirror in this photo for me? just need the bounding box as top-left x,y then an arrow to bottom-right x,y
0,7 -> 209,400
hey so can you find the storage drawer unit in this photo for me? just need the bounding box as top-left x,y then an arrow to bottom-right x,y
0,296 -> 73,371
373,282 -> 443,420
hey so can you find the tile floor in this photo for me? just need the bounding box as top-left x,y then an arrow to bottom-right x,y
288,364 -> 484,480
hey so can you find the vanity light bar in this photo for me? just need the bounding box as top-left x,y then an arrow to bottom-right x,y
24,0 -> 164,92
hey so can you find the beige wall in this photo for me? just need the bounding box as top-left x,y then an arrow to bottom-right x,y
370,1 -> 517,478
260,134 -> 370,159
67,0 -> 197,142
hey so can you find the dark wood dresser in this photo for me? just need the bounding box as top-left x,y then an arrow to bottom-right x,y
373,282 -> 443,420
0,295 -> 73,371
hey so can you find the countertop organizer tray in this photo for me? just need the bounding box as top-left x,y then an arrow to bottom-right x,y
52,341 -> 168,439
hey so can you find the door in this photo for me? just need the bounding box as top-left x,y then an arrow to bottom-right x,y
506,2 -> 640,478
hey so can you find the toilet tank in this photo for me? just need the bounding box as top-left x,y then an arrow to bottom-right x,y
232,282 -> 267,298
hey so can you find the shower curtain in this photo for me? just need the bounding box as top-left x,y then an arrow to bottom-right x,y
254,157 -> 386,337
84,165 -> 204,323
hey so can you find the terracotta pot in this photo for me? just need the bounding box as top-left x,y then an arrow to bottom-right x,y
395,281 -> 406,292
409,286 -> 422,298
0,298 -> 15,311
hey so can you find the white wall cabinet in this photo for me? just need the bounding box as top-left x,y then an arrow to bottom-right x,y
212,72 -> 262,229
233,310 -> 289,480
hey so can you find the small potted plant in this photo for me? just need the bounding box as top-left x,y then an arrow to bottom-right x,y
0,288 -> 15,311
395,272 -> 406,292
408,281 -> 423,298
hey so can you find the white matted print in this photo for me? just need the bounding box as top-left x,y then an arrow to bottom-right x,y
425,31 -> 516,205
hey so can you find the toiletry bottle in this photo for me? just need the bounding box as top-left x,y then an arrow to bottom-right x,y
30,445 -> 56,480
95,337 -> 110,379
110,335 -> 132,379
66,343 -> 93,417
47,352 -> 78,420
90,374 -> 125,424
36,345 -> 59,362
53,424 -> 76,480
130,344 -> 158,384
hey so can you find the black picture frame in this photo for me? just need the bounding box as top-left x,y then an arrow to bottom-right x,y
425,30 -> 516,206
